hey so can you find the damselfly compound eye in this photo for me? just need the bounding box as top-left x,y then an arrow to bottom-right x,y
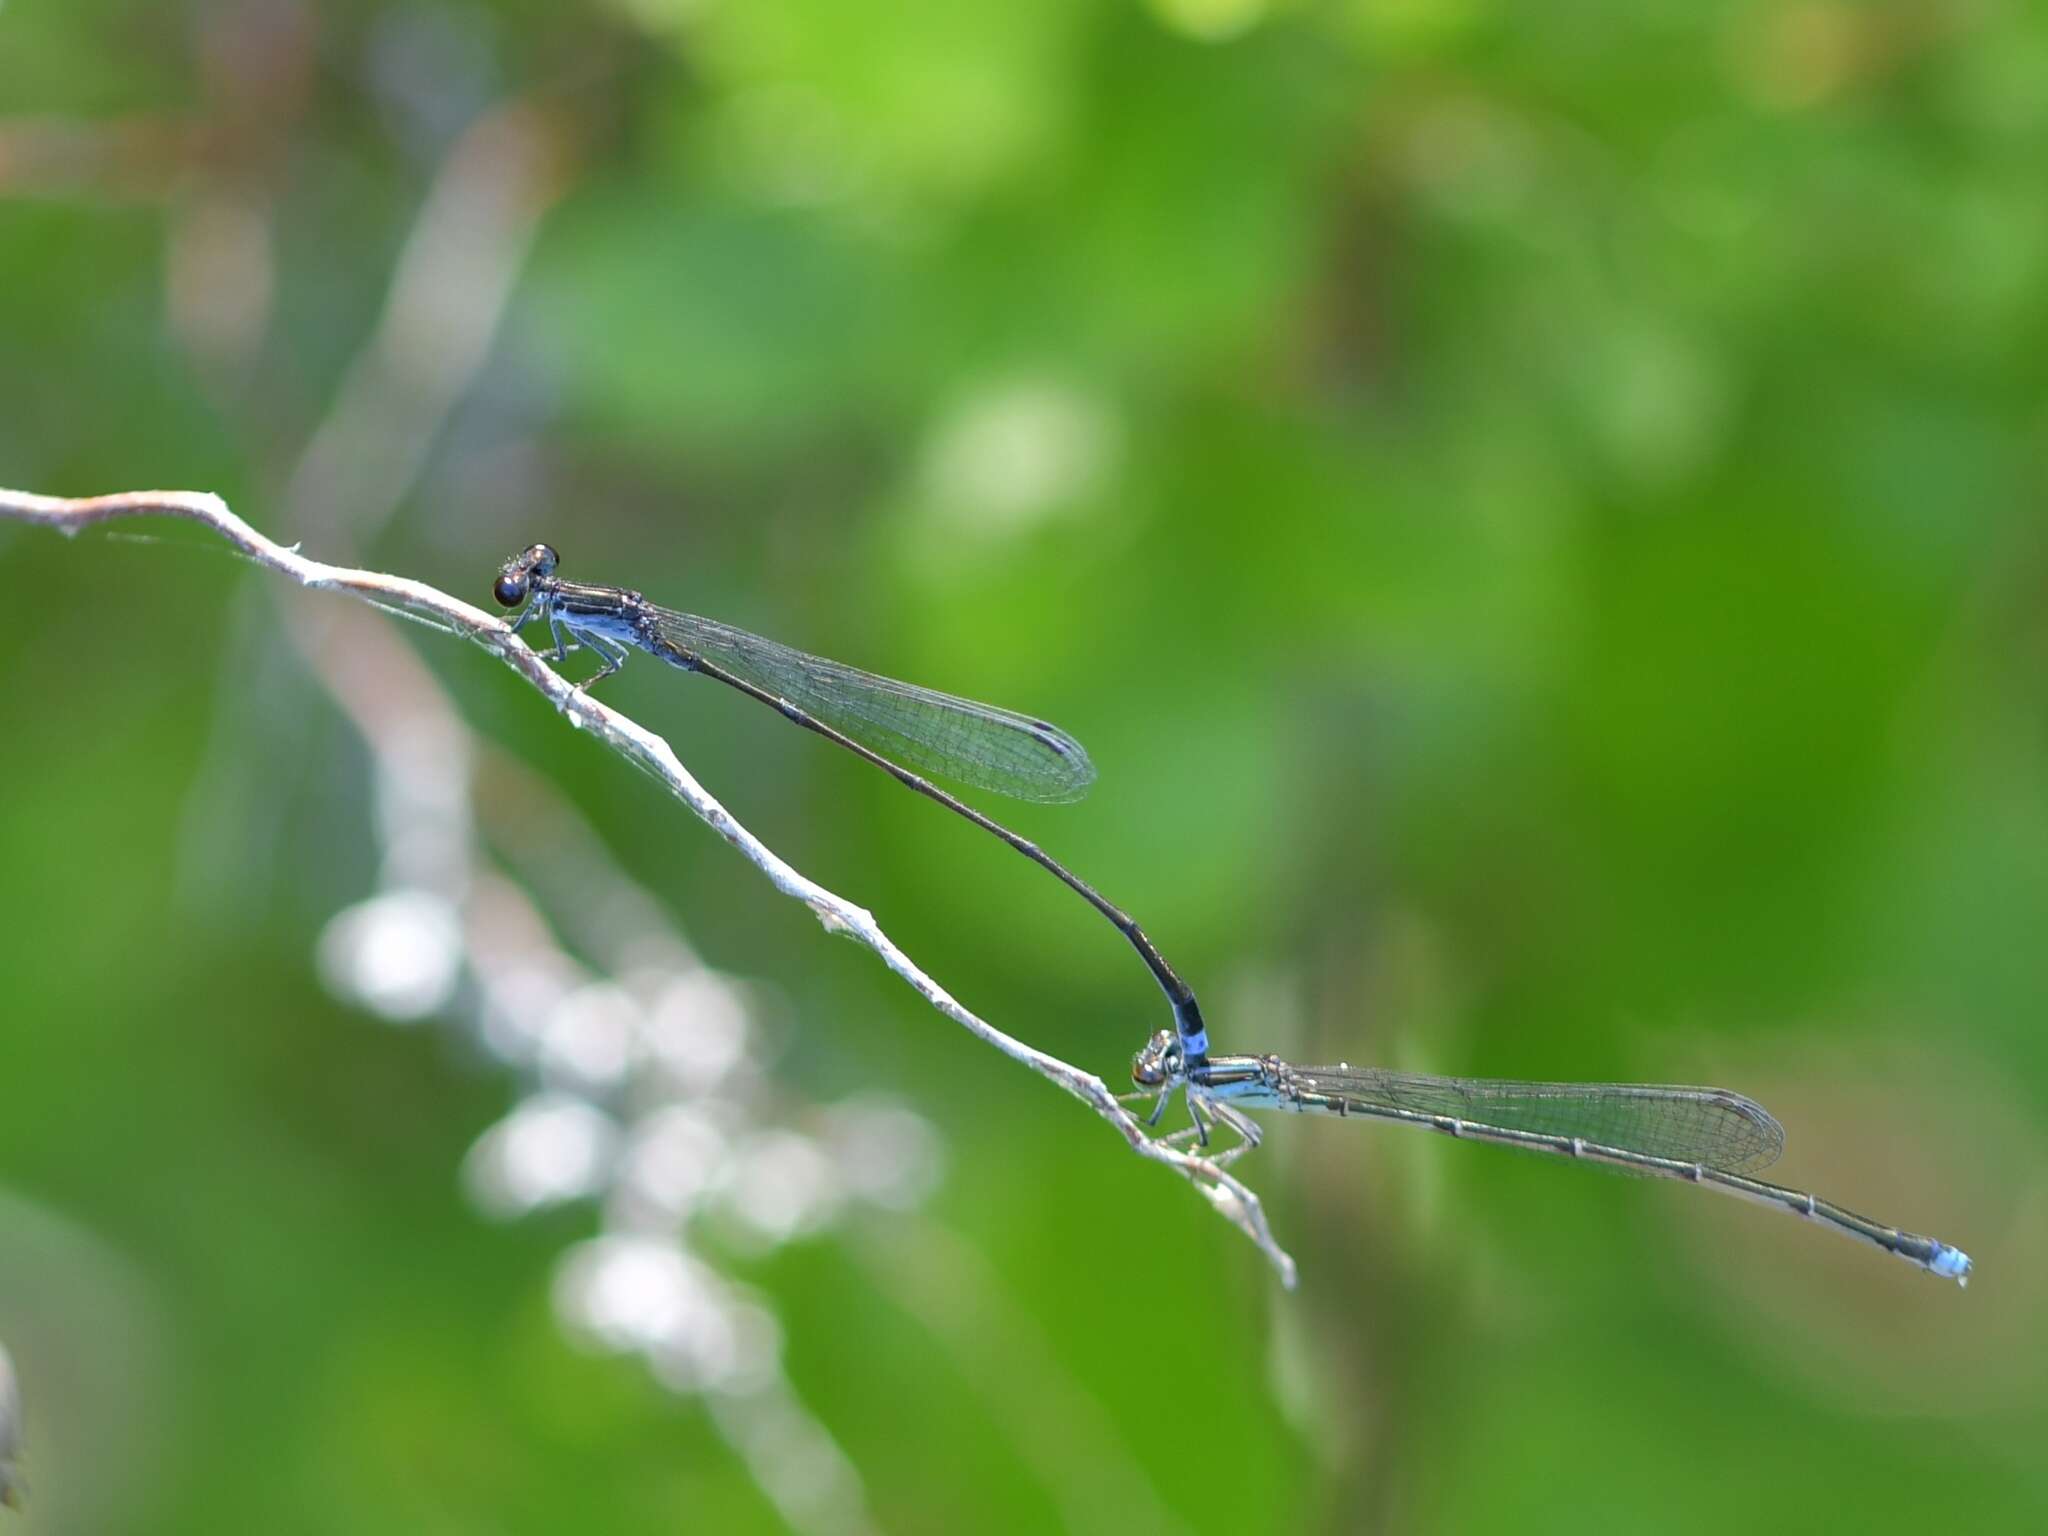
1130,1030 -> 1176,1086
493,574 -> 527,607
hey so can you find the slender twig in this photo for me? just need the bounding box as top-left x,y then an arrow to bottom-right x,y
1,486 -> 1299,1285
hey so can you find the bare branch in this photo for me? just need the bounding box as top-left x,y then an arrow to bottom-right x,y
1,485 -> 1299,1286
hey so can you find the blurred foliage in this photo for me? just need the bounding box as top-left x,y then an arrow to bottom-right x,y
3,0 -> 2047,1532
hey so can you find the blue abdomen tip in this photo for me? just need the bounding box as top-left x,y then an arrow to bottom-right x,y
1931,1246 -> 1973,1285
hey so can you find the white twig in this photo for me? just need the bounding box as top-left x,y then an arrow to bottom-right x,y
2,486 -> 1299,1286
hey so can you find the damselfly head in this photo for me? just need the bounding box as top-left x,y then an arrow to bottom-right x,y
493,544 -> 560,607
1130,1029 -> 1179,1087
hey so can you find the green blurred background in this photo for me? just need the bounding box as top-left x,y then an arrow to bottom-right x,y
3,0 -> 2045,1531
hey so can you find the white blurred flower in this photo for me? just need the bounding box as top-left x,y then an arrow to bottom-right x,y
316,889 -> 463,1022
641,971 -> 751,1094
464,1094 -> 618,1217
724,1131 -> 843,1243
556,1235 -> 706,1353
917,379 -> 1119,534
615,1104 -> 731,1222
820,1100 -> 943,1210
538,983 -> 641,1093
651,1292 -> 783,1396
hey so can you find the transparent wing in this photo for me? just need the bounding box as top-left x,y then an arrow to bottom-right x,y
1284,1066 -> 1786,1174
650,606 -> 1096,804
